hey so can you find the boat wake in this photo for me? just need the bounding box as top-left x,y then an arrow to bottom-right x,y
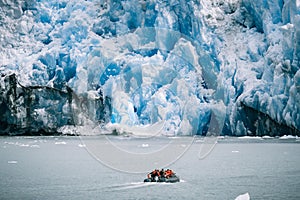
105,182 -> 156,191
105,180 -> 184,191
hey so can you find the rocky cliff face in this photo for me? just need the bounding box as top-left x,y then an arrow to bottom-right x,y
0,73 -> 111,135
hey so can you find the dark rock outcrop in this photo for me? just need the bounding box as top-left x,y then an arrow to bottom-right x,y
0,74 -> 111,135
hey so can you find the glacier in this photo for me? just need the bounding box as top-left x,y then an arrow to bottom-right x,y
0,0 -> 299,136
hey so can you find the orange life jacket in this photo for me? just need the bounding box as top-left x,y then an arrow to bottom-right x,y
165,169 -> 174,178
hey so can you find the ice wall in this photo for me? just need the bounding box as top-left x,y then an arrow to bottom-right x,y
228,0 -> 300,135
0,0 -> 299,136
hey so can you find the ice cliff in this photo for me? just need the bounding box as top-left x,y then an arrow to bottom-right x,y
0,0 -> 299,136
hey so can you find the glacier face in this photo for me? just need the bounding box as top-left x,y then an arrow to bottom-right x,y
0,0 -> 299,136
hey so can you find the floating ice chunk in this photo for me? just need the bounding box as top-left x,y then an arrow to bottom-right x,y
238,136 -> 262,140
262,135 -> 274,139
279,135 -> 297,140
8,161 -> 18,164
232,150 -> 239,153
55,141 -> 67,145
138,143 -> 149,148
195,139 -> 204,143
235,192 -> 250,200
78,144 -> 86,148
19,143 -> 30,147
30,145 -> 40,148
4,141 -> 15,145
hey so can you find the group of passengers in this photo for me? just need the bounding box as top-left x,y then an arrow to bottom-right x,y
148,169 -> 174,179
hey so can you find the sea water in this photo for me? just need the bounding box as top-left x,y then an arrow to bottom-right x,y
0,136 -> 299,200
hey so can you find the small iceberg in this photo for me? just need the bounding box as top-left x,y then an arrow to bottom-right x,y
262,135 -> 274,139
138,143 -> 149,148
18,143 -> 30,147
238,136 -> 262,140
8,161 -> 18,164
235,192 -> 250,200
30,144 -> 40,148
279,135 -> 297,140
55,141 -> 67,145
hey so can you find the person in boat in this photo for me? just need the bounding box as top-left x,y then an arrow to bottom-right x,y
148,169 -> 160,179
164,169 -> 174,178
160,169 -> 165,177
144,169 -> 179,183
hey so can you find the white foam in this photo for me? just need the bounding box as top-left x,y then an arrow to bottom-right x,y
108,182 -> 155,191
106,120 -> 165,137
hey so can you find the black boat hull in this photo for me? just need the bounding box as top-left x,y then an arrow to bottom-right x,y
144,175 -> 180,183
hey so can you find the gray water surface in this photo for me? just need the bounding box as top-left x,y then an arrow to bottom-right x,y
0,136 -> 299,200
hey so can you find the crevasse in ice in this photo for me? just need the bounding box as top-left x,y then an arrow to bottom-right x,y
0,0 -> 299,136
